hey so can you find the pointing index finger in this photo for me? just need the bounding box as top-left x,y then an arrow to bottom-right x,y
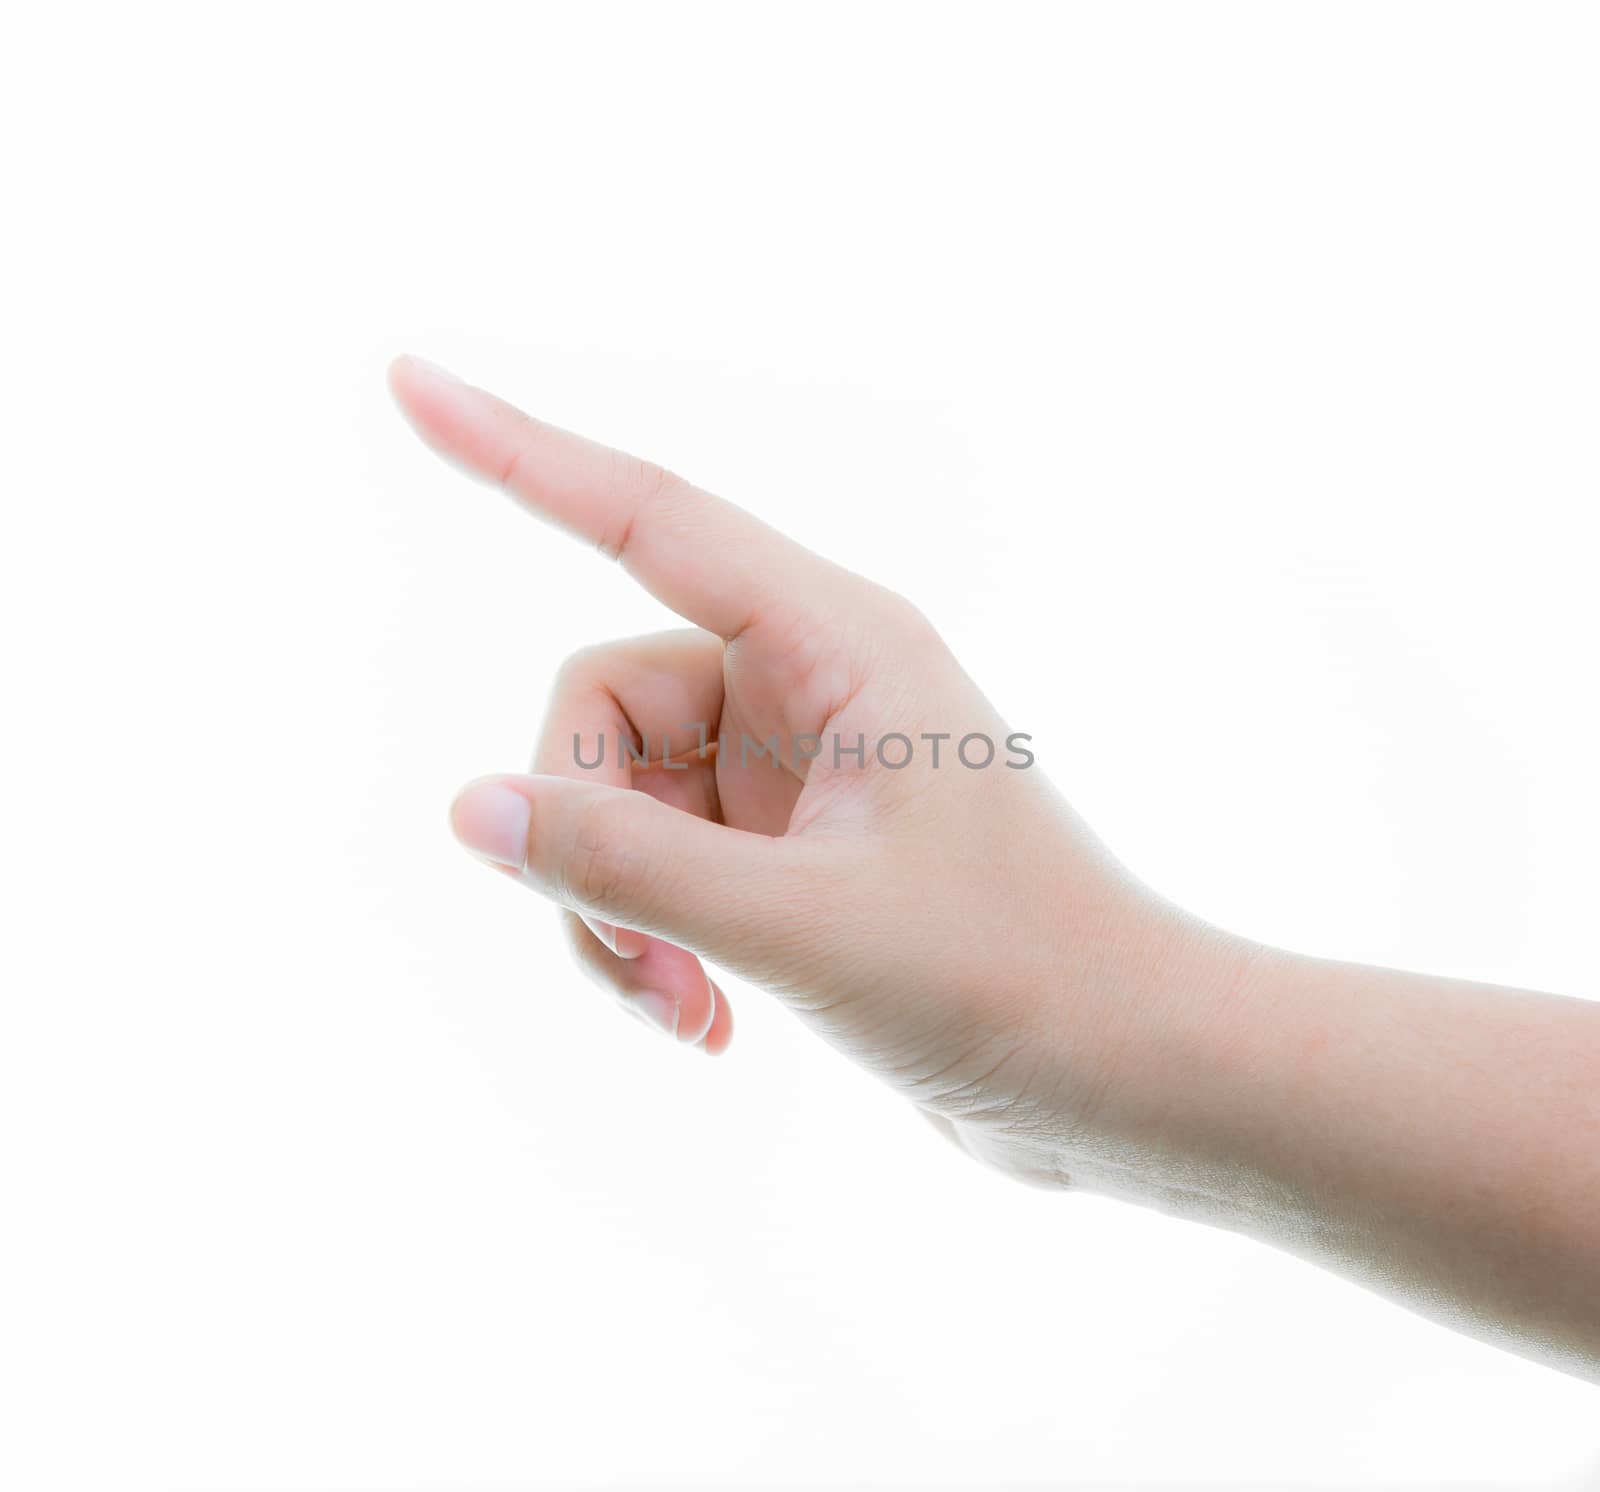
388,354 -> 829,638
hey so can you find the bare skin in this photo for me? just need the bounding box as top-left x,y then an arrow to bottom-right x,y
389,354 -> 1600,1383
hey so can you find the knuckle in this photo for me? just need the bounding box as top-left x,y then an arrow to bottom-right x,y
869,583 -> 940,646
553,641 -> 608,688
634,455 -> 682,505
560,795 -> 643,912
549,636 -> 640,699
596,454 -> 684,562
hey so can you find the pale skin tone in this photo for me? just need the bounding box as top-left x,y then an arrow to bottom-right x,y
389,354 -> 1600,1383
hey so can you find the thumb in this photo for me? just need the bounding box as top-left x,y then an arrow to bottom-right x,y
449,774 -> 818,973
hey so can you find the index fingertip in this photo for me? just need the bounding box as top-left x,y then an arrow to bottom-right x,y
388,352 -> 461,406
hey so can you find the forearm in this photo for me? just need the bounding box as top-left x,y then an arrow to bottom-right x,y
1073,922 -> 1600,1379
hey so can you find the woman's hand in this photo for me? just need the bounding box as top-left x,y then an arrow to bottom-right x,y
391,356 -> 1600,1380
387,354 -> 1233,1186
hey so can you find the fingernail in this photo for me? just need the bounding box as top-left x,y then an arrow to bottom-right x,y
610,925 -> 649,960
629,990 -> 680,1039
451,781 -> 530,869
703,981 -> 729,1056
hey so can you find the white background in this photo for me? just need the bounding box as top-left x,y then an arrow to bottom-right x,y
2,3 -> 1597,1488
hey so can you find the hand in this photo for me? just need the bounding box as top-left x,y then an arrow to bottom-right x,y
387,354 -> 1224,1183
389,356 -> 1600,1379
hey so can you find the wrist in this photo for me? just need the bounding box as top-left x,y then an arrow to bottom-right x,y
1023,893 -> 1288,1209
